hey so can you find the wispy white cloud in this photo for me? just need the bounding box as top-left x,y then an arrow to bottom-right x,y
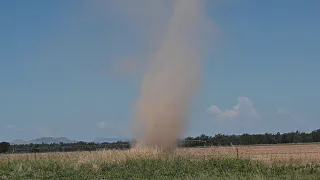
204,97 -> 262,134
207,97 -> 259,121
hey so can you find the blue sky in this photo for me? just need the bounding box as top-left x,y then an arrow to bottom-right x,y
1,0 -> 320,142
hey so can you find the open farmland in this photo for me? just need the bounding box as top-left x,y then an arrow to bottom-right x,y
1,144 -> 320,180
180,143 -> 320,164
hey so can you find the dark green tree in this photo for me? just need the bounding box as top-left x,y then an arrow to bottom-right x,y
31,144 -> 40,153
311,129 -> 320,142
0,142 -> 10,153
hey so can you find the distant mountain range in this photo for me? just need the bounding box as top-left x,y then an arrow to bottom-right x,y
10,137 -> 131,145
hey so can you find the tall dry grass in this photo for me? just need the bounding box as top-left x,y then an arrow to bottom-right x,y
178,143 -> 320,164
1,144 -> 320,165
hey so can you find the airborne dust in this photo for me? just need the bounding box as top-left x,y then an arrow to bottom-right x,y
132,0 -> 212,151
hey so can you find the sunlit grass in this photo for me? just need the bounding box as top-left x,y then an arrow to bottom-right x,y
1,145 -> 320,179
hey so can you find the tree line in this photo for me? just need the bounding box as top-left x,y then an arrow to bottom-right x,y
1,129 -> 319,154
7,141 -> 130,154
184,129 -> 320,147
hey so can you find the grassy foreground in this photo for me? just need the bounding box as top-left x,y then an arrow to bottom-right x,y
1,155 -> 320,180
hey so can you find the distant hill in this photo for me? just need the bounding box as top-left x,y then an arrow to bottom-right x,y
10,137 -> 77,145
9,137 -> 132,145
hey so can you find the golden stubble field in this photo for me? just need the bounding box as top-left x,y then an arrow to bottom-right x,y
1,144 -> 320,165
181,143 -> 320,164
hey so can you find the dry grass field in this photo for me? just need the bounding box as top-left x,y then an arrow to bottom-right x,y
1,144 -> 320,179
1,143 -> 320,164
179,143 -> 320,164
